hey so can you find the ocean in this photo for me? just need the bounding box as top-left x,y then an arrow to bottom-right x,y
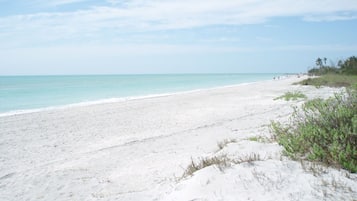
0,74 -> 282,116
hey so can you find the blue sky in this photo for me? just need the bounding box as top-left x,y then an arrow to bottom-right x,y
1,0 -> 357,75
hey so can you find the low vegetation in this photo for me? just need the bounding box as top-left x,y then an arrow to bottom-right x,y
247,136 -> 262,142
247,136 -> 274,143
298,74 -> 357,88
181,155 -> 233,178
271,88 -> 357,173
274,91 -> 307,101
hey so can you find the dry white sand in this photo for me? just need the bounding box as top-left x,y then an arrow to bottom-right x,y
0,76 -> 356,201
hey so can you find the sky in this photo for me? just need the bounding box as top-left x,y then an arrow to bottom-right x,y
1,0 -> 357,75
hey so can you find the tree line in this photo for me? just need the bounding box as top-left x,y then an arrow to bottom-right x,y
308,56 -> 357,75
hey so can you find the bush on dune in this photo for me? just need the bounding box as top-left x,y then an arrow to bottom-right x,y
272,87 -> 357,173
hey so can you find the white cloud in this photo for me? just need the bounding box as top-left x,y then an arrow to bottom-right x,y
32,0 -> 90,7
304,13 -> 357,22
1,0 -> 357,47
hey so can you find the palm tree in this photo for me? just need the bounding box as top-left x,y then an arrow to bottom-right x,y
316,57 -> 323,68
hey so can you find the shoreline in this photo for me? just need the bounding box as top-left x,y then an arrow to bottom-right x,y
0,74 -> 297,117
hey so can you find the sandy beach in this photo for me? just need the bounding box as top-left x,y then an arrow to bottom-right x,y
1,76 -> 356,201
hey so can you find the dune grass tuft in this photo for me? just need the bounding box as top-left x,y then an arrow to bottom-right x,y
181,155 -> 232,178
274,91 -> 307,101
247,136 -> 274,143
181,153 -> 265,178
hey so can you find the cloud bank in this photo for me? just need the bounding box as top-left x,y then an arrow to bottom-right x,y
1,0 -> 357,47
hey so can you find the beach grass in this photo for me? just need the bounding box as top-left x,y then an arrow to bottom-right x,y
247,136 -> 274,143
182,155 -> 232,178
274,91 -> 307,101
247,136 -> 260,142
181,153 -> 265,178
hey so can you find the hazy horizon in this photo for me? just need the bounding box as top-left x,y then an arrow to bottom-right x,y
0,72 -> 293,76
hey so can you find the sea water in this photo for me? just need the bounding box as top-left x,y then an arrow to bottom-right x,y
0,74 -> 282,115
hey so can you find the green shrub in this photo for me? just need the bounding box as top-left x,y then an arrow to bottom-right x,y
271,88 -> 357,173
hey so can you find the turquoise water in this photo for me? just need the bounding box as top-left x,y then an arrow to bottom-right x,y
0,74 -> 281,115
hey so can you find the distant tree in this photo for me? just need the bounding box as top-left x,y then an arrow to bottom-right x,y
338,60 -> 344,68
340,56 -> 357,75
316,57 -> 323,68
309,57 -> 340,75
309,56 -> 357,75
